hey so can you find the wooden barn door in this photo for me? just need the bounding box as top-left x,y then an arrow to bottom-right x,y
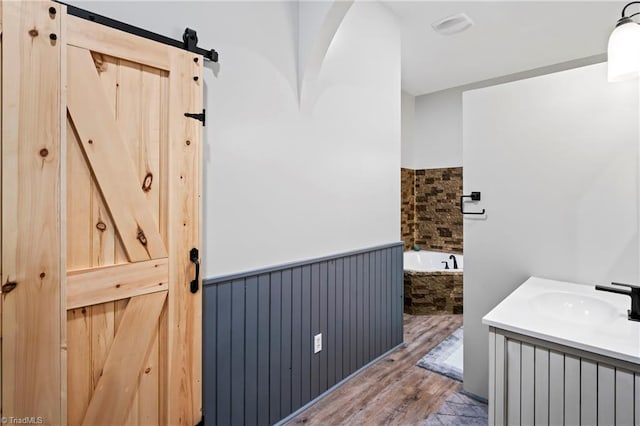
2,2 -> 203,425
64,13 -> 203,426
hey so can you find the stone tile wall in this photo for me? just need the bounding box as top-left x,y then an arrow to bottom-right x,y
409,167 -> 463,254
401,168 -> 415,250
404,271 -> 463,315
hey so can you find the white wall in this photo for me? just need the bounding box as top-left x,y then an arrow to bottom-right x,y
411,89 -> 463,169
68,1 -> 401,278
401,91 -> 415,168
463,62 -> 639,398
406,55 -> 607,170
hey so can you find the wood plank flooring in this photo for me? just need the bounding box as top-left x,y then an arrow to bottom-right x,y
285,314 -> 463,425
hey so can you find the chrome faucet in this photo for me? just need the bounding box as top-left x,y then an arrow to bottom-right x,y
595,282 -> 640,322
449,255 -> 458,269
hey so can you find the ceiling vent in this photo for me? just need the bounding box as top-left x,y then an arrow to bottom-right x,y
431,13 -> 474,36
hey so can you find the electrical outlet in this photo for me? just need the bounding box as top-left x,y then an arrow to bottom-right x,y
314,333 -> 322,354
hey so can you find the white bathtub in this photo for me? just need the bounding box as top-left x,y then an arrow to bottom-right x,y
403,250 -> 464,272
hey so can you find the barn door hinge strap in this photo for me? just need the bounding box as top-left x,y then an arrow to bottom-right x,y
184,109 -> 206,126
190,248 -> 200,294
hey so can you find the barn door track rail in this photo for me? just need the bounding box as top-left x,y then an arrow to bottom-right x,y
57,2 -> 219,62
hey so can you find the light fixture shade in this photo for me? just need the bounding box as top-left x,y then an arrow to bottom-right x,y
608,21 -> 640,82
431,13 -> 474,36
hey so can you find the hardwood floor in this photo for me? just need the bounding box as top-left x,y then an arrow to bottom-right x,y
285,314 -> 463,426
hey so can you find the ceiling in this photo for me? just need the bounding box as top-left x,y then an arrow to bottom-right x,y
380,1 -> 626,96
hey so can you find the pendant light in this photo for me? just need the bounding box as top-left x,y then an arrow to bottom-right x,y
608,2 -> 640,82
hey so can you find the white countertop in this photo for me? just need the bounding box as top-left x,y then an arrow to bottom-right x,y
483,277 -> 640,365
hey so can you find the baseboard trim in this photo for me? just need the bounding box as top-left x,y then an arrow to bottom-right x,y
273,342 -> 406,426
460,389 -> 488,405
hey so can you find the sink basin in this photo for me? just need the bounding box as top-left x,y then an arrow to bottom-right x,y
530,291 -> 620,326
483,277 -> 640,365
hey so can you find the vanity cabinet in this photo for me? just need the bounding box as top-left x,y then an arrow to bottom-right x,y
488,327 -> 640,426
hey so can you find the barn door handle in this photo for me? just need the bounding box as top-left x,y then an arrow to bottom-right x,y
190,248 -> 200,293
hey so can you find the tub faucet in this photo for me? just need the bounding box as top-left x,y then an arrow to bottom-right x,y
449,255 -> 458,269
595,282 -> 640,322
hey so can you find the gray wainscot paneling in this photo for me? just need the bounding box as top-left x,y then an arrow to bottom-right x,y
203,242 -> 404,426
